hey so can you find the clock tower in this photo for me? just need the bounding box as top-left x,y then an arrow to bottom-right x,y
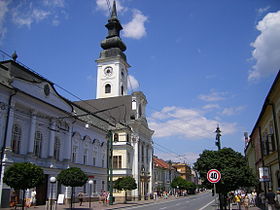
96,1 -> 130,99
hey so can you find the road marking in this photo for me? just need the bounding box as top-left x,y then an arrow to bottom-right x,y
160,207 -> 167,209
197,199 -> 215,210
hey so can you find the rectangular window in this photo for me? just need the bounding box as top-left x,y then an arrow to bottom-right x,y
72,146 -> 77,162
113,156 -> 122,168
102,181 -> 105,191
34,131 -> 42,157
83,149 -> 88,165
93,180 -> 96,193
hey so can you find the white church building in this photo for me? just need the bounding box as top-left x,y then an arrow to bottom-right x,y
75,1 -> 154,201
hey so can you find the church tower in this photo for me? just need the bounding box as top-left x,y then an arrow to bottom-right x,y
96,1 -> 130,99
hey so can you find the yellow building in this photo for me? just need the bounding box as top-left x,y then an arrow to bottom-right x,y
245,70 -> 280,193
172,163 -> 192,182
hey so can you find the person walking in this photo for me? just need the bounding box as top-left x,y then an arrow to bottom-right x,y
266,188 -> 276,210
234,193 -> 241,210
275,190 -> 280,209
78,191 -> 84,206
244,193 -> 250,210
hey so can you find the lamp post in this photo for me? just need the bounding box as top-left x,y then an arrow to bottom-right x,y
215,125 -> 221,150
49,176 -> 56,210
88,180 -> 93,208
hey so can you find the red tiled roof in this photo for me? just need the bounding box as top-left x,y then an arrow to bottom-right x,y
153,157 -> 171,169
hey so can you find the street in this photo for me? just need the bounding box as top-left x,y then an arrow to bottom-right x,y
118,192 -> 215,210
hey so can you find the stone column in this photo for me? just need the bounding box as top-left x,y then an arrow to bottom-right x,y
28,113 -> 36,154
48,121 -> 56,158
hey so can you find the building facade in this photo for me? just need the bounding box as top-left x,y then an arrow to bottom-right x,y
0,60 -> 110,207
75,1 -> 154,201
172,163 -> 192,182
153,157 -> 178,193
245,70 -> 280,194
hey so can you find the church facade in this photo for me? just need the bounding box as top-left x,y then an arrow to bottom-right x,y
76,1 -> 154,201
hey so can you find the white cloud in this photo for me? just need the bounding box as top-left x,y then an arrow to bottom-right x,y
198,90 -> 227,102
202,104 -> 220,110
96,0 -> 127,15
257,6 -> 270,15
128,74 -> 139,90
0,0 -> 9,41
123,9 -> 148,39
9,1 -> 67,29
222,106 -> 245,116
155,152 -> 199,165
249,10 -> 280,81
149,106 -> 236,139
43,0 -> 65,8
12,6 -> 50,28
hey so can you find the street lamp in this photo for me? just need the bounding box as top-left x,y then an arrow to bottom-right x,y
49,176 -> 56,210
88,180 -> 93,208
215,125 -> 221,150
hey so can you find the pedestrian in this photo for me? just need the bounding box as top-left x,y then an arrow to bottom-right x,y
244,193 -> 249,210
252,189 -> 257,206
234,193 -> 241,210
266,188 -> 276,210
31,189 -> 36,206
78,191 -> 84,206
275,190 -> 280,209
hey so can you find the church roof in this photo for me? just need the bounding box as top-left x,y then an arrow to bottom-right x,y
74,95 -> 132,126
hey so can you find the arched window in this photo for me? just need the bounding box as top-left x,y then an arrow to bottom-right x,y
34,131 -> 42,157
11,124 -> 21,154
105,84 -> 111,93
54,137 -> 60,161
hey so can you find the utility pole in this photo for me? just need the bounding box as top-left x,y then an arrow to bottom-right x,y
107,130 -> 114,205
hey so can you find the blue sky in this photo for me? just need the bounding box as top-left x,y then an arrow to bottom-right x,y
1,0 -> 280,164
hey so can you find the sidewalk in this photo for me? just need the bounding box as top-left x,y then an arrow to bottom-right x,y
2,196 -> 176,210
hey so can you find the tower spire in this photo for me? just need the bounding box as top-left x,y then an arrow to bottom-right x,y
111,0 -> 117,20
99,0 -> 127,61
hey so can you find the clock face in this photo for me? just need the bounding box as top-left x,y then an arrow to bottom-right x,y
104,66 -> 113,77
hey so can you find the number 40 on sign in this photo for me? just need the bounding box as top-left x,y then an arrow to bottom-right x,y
207,169 -> 221,183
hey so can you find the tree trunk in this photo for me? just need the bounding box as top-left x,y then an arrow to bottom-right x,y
124,191 -> 127,204
70,187 -> 74,210
22,189 -> 26,210
219,193 -> 223,210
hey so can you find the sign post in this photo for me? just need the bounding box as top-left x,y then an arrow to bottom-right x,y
207,169 -> 221,208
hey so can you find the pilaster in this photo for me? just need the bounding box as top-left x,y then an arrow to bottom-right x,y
28,113 -> 37,154
48,121 -> 56,158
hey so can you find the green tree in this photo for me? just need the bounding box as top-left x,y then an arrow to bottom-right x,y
193,148 -> 258,209
113,176 -> 137,203
171,176 -> 187,190
3,162 -> 44,210
57,167 -> 88,209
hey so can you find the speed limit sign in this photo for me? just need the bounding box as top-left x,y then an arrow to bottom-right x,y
207,169 -> 221,183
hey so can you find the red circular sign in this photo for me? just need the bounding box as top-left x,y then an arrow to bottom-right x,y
207,169 -> 221,183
